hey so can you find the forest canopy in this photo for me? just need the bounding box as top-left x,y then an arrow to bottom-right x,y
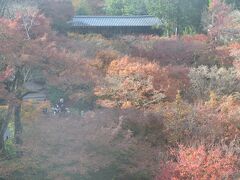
0,0 -> 240,179
71,0 -> 239,35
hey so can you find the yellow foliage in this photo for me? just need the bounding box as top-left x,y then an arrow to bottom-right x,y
175,90 -> 182,105
96,99 -> 117,108
38,100 -> 51,111
22,100 -> 51,121
93,50 -> 120,73
205,91 -> 218,108
219,95 -> 239,114
121,101 -> 133,109
22,101 -> 39,121
107,56 -> 159,77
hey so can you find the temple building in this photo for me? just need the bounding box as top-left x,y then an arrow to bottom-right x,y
68,15 -> 163,36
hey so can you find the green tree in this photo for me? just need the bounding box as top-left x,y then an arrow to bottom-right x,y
72,0 -> 91,15
123,0 -> 147,15
105,0 -> 124,15
72,0 -> 105,15
104,0 -> 208,35
105,0 -> 147,15
146,0 -> 208,35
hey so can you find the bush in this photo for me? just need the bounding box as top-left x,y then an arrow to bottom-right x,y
95,57 -> 166,108
95,56 -> 190,109
77,109 -> 162,177
194,95 -> 240,144
67,33 -> 111,58
205,1 -> 240,45
39,0 -> 74,34
72,93 -> 96,112
22,100 -> 41,121
93,49 -> 121,73
188,65 -> 240,100
130,39 -> 214,66
47,86 -> 66,104
156,145 -> 238,180
64,83 -> 97,112
121,110 -> 165,146
155,92 -> 240,146
181,34 -> 208,42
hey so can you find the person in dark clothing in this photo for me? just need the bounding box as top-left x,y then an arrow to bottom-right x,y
52,98 -> 70,115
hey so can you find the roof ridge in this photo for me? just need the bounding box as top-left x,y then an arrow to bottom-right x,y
73,15 -> 156,18
70,16 -> 162,27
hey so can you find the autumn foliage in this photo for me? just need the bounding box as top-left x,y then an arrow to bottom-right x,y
1,1 -> 240,179
95,56 -> 189,109
130,38 -> 214,66
157,145 -> 237,180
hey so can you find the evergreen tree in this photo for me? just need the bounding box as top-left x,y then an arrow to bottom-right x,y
105,0 -> 147,15
146,0 -> 208,35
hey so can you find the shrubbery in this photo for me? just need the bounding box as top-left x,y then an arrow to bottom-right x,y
157,145 -> 238,180
188,65 -> 240,99
95,56 -> 189,109
16,32 -> 240,179
47,86 -> 66,104
130,38 -> 215,66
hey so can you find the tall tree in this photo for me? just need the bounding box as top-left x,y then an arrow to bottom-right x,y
0,4 -> 101,152
104,0 -> 208,35
38,0 -> 74,33
146,0 -> 208,35
72,0 -> 105,15
0,6 -> 53,151
105,0 -> 147,15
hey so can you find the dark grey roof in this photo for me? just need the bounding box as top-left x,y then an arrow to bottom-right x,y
23,81 -> 44,91
69,16 -> 162,27
23,92 -> 46,101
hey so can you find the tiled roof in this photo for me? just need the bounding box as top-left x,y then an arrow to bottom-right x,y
22,92 -> 46,101
69,16 -> 162,27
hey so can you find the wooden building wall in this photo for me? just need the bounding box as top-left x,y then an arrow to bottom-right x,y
71,26 -> 162,37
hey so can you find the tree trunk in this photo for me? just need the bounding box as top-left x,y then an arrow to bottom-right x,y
14,103 -> 23,145
0,105 -> 13,153
0,0 -> 9,17
0,128 -> 5,153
